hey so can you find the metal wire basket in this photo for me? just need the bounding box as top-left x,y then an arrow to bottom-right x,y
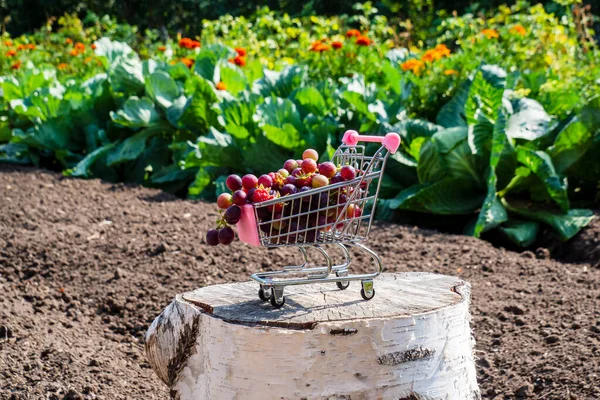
236,130 -> 401,308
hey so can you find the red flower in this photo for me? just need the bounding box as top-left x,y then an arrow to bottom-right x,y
189,40 -> 201,49
27,44 -> 36,50
11,60 -> 21,70
181,57 -> 194,68
158,46 -> 166,52
346,29 -> 361,38
235,47 -> 246,56
6,49 -> 17,57
91,43 -> 97,50
75,42 -> 85,51
179,38 -> 200,49
356,36 -> 372,46
228,55 -> 246,67
332,41 -> 343,50
216,81 -> 226,91
65,38 -> 73,44
69,49 -> 79,57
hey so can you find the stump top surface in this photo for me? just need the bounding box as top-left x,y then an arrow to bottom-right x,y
181,272 -> 467,329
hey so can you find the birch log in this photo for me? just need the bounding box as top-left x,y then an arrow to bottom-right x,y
145,272 -> 479,400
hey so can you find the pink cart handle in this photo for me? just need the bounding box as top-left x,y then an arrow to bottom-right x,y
342,130 -> 401,154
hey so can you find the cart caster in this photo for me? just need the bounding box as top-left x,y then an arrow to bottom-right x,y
270,287 -> 285,308
360,280 -> 375,301
258,286 -> 271,302
336,281 -> 350,290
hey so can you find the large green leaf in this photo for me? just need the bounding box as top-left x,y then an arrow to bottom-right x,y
436,77 -> 471,128
69,142 -> 118,178
94,37 -> 134,64
465,69 -> 506,156
179,76 -> 220,133
417,139 -> 445,183
388,178 -> 484,215
110,57 -> 145,94
0,143 -> 32,164
498,220 -> 540,247
0,118 -> 12,142
12,119 -> 72,151
110,96 -> 161,128
106,128 -> 157,166
215,62 -> 247,96
188,169 -> 212,198
472,109 -> 509,237
254,97 -> 304,149
506,98 -> 551,140
398,119 -> 441,143
503,200 -> 594,241
146,71 -> 179,109
547,118 -> 592,174
190,127 -> 243,170
194,44 -> 236,81
291,86 -> 327,117
516,147 -> 569,212
252,66 -> 307,98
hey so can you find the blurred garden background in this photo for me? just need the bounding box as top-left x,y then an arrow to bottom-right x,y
1,0 -> 598,247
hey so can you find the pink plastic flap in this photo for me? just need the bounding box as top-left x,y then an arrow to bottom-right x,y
236,204 -> 261,246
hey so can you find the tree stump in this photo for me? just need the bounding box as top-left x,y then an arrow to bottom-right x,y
145,272 -> 479,399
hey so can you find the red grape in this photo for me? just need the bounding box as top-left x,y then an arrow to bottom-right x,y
277,168 -> 289,178
217,193 -> 233,209
225,205 -> 242,224
296,173 -> 313,188
242,174 -> 258,190
302,149 -> 319,161
206,229 -> 220,246
283,159 -> 298,172
318,162 -> 337,178
340,166 -> 356,181
258,174 -> 273,188
232,190 -> 247,205
285,175 -> 297,186
302,158 -> 318,173
226,174 -> 243,191
218,227 -> 235,245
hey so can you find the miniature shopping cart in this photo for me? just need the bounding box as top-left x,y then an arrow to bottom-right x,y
236,130 -> 401,308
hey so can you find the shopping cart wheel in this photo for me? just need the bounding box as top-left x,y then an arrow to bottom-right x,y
360,288 -> 375,301
258,286 -> 271,302
360,280 -> 375,301
270,287 -> 285,308
336,281 -> 350,290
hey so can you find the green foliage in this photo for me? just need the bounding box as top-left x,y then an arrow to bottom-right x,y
1,2 -> 598,246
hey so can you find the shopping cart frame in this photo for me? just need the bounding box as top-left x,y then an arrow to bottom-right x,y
236,131 -> 401,308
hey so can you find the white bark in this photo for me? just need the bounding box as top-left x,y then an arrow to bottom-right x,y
146,272 -> 480,400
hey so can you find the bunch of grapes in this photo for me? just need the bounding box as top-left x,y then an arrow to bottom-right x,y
206,148 -> 363,246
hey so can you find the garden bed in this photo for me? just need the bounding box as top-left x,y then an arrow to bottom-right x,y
1,165 -> 599,400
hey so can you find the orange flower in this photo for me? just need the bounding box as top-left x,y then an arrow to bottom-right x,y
400,58 -> 425,74
91,43 -> 97,50
17,44 -> 26,51
65,38 -> 73,44
75,42 -> 85,51
510,25 -> 527,36
444,69 -> 458,75
27,44 -> 36,50
58,63 -> 68,70
356,36 -> 371,46
216,81 -> 226,91
83,57 -> 93,64
235,47 -> 246,56
422,49 -> 441,63
346,29 -> 361,38
11,60 -> 21,70
310,41 -> 330,52
482,29 -> 499,39
181,57 -> 194,68
179,38 -> 200,49
4,40 -> 13,46
6,49 -> 17,57
435,44 -> 451,57
228,55 -> 246,67
158,46 -> 166,52
332,41 -> 343,50
69,49 -> 79,56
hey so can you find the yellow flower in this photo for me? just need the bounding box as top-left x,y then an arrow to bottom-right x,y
482,29 -> 499,39
510,25 -> 527,36
444,69 -> 458,76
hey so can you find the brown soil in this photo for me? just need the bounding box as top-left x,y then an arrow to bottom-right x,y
1,165 -> 599,400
